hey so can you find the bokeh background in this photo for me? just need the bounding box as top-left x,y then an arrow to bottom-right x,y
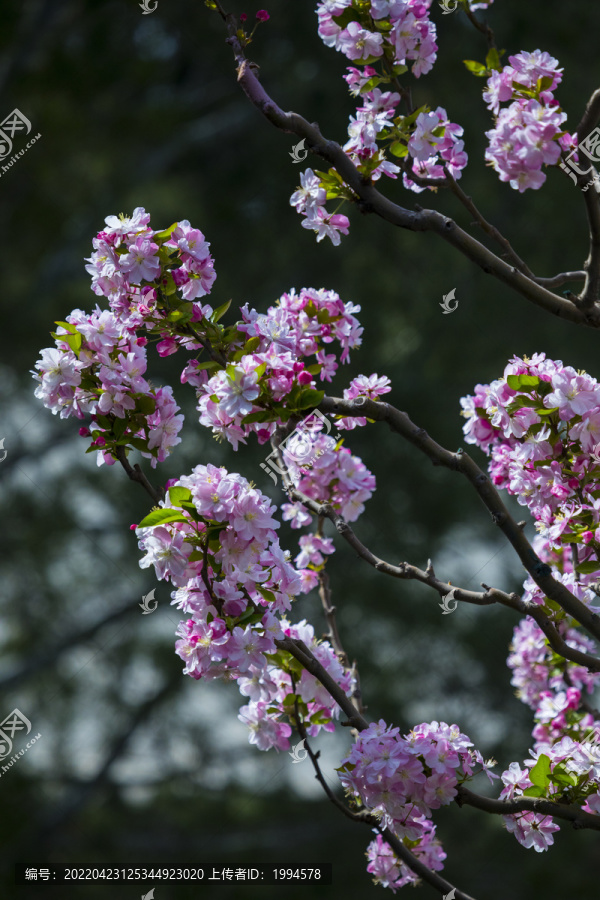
1,0 -> 599,897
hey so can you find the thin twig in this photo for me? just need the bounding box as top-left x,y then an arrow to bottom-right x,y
318,395 -> 600,645
115,445 -> 165,505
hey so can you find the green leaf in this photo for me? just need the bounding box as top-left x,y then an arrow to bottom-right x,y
463,59 -> 488,77
54,320 -> 77,334
243,336 -> 261,354
255,362 -> 267,378
169,486 -> 193,507
520,374 -> 540,387
296,388 -> 325,410
549,765 -> 578,788
64,332 -> 82,355
537,407 -> 558,416
485,47 -> 502,71
240,410 -> 273,425
135,394 -> 157,416
137,509 -> 189,528
160,272 -> 178,295
522,785 -> 545,798
400,105 -> 427,128
193,360 -> 222,372
256,585 -> 277,605
112,417 -> 128,440
528,754 -> 551,790
389,141 -> 409,158
128,437 -> 149,452
575,561 -> 600,575
154,222 -> 178,241
211,299 -> 232,323
506,374 -> 521,390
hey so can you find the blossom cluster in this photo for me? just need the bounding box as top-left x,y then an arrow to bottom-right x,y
32,306 -> 184,468
482,50 -> 574,192
460,353 -> 600,576
294,2 -> 467,243
338,719 -> 493,889
183,287 -> 364,451
461,353 -> 600,848
32,206 -> 221,467
135,465 -> 355,748
317,1 -> 437,79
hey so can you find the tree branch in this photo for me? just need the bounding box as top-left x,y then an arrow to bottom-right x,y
277,635 -> 368,731
217,13 -> 600,329
576,88 -> 600,143
318,396 -> 600,645
457,785 -> 600,832
444,167 -> 535,278
116,445 -> 165,505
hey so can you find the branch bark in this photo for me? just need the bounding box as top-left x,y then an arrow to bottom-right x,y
457,785 -> 600,832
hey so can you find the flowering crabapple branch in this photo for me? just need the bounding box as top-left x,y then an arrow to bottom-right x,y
318,394 -> 600,644
456,784 -> 600,832
212,6 -> 600,327
288,692 -> 480,900
283,468 -> 600,672
34,201 -> 600,889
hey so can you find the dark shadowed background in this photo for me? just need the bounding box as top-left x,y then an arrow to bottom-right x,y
1,1 -> 599,898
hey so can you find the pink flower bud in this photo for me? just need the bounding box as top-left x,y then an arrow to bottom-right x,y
298,370 -> 313,386
79,427 -> 91,437
130,524 -> 138,531
239,12 -> 247,21
256,9 -> 270,21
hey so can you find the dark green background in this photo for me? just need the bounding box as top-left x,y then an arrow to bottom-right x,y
1,1 -> 599,897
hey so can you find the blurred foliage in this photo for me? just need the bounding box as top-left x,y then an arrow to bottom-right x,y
1,0 -> 599,898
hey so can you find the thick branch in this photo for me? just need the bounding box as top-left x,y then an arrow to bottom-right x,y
319,396 -> 600,645
457,785 -> 600,832
220,17 -> 600,329
576,88 -> 600,143
579,185 -> 600,307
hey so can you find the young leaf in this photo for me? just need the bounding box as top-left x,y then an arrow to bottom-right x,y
169,486 -> 193,507
137,509 -> 189,528
528,754 -> 551,790
296,388 -> 325,410
463,59 -> 488,77
211,299 -> 232,323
